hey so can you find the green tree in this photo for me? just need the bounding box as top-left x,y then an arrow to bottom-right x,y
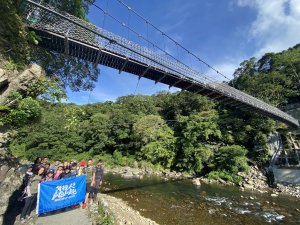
209,145 -> 249,174
116,95 -> 158,116
80,113 -> 112,155
232,44 -> 300,106
156,91 -> 215,121
175,110 -> 222,174
1,93 -> 42,127
133,115 -> 176,169
0,0 -> 29,66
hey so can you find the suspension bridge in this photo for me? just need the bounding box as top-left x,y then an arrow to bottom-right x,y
21,0 -> 299,127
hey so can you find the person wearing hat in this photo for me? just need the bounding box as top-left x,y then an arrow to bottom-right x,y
41,169 -> 54,182
20,166 -> 34,193
78,160 -> 86,176
54,164 -> 64,180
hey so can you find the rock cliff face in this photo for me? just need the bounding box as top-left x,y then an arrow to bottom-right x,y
0,63 -> 44,104
0,61 -> 45,225
0,131 -> 23,225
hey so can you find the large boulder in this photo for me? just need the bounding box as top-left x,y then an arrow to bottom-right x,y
0,63 -> 45,104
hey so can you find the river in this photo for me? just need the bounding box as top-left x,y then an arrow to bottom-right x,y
102,173 -> 300,225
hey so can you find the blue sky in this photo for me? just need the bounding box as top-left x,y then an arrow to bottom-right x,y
66,0 -> 300,104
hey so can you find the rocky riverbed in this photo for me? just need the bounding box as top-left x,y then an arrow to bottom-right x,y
100,172 -> 300,225
106,166 -> 190,180
105,165 -> 300,199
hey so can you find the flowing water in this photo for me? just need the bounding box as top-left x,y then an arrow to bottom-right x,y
102,173 -> 300,225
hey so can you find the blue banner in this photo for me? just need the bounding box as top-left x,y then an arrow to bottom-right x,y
37,176 -> 86,214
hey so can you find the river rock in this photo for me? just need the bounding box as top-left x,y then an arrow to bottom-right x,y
242,183 -> 254,190
239,166 -> 269,192
274,183 -> 300,198
93,194 -> 159,225
121,173 -> 134,179
192,178 -> 201,186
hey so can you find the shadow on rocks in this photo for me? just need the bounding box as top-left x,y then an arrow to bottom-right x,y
3,189 -> 24,225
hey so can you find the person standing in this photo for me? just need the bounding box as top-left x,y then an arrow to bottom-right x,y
91,160 -> 104,203
41,169 -> 54,182
41,157 -> 49,167
54,164 -> 64,180
82,159 -> 95,209
60,167 -> 72,179
78,160 -> 86,176
50,160 -> 60,171
20,167 -> 44,223
63,161 -> 70,170
32,157 -> 41,174
70,162 -> 78,177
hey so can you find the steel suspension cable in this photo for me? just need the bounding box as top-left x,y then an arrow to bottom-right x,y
88,1 -> 263,107
114,0 -> 231,81
89,1 -> 235,92
88,1 -> 278,109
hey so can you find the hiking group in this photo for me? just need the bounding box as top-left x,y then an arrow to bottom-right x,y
19,157 -> 104,224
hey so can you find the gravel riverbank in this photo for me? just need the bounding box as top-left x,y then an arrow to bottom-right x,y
89,193 -> 159,225
105,165 -> 300,199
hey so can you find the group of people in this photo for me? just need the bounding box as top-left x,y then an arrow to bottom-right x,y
19,157 -> 104,223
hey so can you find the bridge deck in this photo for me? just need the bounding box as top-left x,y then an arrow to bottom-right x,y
23,0 -> 299,128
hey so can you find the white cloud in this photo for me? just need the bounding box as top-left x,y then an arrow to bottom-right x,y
235,0 -> 300,56
205,61 -> 241,82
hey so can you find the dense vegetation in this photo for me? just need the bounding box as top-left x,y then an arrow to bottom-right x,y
9,91 -> 277,182
1,0 -> 98,91
232,44 -> 300,107
0,0 -> 97,131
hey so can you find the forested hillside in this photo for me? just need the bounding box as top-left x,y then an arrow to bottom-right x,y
9,91 -> 275,182
232,44 -> 300,107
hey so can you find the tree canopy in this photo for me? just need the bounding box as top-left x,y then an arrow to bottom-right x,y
232,44 -> 300,106
10,92 -> 274,181
1,0 -> 99,91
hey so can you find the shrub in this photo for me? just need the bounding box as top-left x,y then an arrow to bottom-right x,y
210,145 -> 249,174
208,171 -> 242,184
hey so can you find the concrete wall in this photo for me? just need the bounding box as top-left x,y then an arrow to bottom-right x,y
287,108 -> 300,122
273,167 -> 300,184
